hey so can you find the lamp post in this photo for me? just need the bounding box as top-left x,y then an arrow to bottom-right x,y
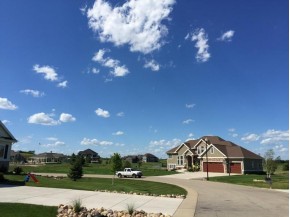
204,137 -> 209,181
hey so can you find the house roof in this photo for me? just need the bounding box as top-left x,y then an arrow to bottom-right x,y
143,153 -> 158,158
167,136 -> 263,159
0,121 -> 17,142
32,152 -> 65,158
78,149 -> 98,156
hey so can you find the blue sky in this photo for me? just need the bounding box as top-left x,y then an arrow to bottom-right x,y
0,0 -> 289,159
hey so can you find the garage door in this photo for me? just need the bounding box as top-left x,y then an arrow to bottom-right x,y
230,163 -> 241,173
203,162 -> 224,173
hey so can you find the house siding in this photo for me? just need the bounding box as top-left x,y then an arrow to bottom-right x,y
0,141 -> 12,172
207,146 -> 224,158
167,154 -> 178,170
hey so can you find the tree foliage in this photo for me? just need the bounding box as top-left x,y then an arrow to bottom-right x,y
123,160 -> 132,168
68,154 -> 83,181
263,149 -> 277,177
110,153 -> 123,173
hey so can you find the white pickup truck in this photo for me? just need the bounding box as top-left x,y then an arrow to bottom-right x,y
116,168 -> 142,178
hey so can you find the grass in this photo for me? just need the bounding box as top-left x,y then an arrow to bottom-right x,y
9,162 -> 177,176
0,203 -> 57,217
3,174 -> 187,196
210,172 -> 289,189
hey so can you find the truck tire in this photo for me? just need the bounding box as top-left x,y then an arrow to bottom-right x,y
118,173 -> 122,178
132,174 -> 136,178
138,175 -> 141,178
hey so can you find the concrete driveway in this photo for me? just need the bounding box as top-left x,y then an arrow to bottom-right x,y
158,171 -> 241,179
17,173 -> 289,217
147,176 -> 289,217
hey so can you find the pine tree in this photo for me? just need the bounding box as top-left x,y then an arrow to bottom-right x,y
68,155 -> 83,181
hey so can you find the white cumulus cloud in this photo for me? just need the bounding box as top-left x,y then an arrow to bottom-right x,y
117,112 -> 125,117
144,59 -> 160,71
27,112 -> 60,126
0,97 -> 18,110
113,131 -> 124,136
57,80 -> 68,88
187,28 -> 210,62
149,138 -> 181,149
87,0 -> 175,54
92,49 -> 129,77
185,103 -> 195,108
241,133 -> 260,143
95,108 -> 110,118
81,137 -> 113,146
33,64 -> 58,81
20,89 -> 45,97
218,30 -> 235,42
182,119 -> 194,124
260,129 -> 289,145
59,113 -> 76,123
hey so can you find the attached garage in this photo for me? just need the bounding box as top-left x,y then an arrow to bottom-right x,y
203,162 -> 224,173
230,163 -> 242,174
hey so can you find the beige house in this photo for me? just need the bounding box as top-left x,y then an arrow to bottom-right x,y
29,152 -> 65,164
0,121 -> 17,172
167,136 -> 263,174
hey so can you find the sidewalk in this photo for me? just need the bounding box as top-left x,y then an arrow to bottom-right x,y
0,185 -> 183,216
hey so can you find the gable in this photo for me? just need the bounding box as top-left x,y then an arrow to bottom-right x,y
0,121 -> 17,143
175,143 -> 190,155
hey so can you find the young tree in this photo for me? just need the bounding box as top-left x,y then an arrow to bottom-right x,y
263,149 -> 277,177
123,160 -> 132,168
110,153 -> 123,173
68,154 -> 83,181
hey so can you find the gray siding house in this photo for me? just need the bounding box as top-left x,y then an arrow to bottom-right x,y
0,121 -> 17,172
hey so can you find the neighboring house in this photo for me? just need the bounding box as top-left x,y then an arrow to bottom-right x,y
123,155 -> 142,163
29,152 -> 65,164
0,121 -> 17,172
166,136 -> 263,174
143,153 -> 159,162
78,149 -> 101,163
10,150 -> 26,164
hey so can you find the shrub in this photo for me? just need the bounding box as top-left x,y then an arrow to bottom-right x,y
126,203 -> 135,215
282,163 -> 289,171
123,160 -> 132,168
0,172 -> 4,181
13,166 -> 23,175
72,198 -> 82,213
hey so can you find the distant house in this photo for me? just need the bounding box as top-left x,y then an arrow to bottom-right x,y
166,136 -> 263,174
10,150 -> 26,164
78,149 -> 100,163
0,121 -> 18,172
123,155 -> 142,163
29,152 -> 65,164
143,153 -> 159,163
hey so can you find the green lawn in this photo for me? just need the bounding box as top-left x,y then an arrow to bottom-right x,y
9,163 -> 176,176
3,174 -> 187,196
210,172 -> 289,189
0,203 -> 57,217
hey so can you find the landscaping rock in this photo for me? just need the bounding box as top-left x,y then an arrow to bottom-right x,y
57,204 -> 172,217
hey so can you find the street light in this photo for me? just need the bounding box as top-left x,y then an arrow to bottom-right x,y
204,137 -> 209,181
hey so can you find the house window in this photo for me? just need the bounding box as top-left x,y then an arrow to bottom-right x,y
169,164 -> 176,169
177,155 -> 183,165
0,145 -> 5,158
177,155 -> 184,165
200,146 -> 205,153
210,147 -> 214,154
168,154 -> 172,159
